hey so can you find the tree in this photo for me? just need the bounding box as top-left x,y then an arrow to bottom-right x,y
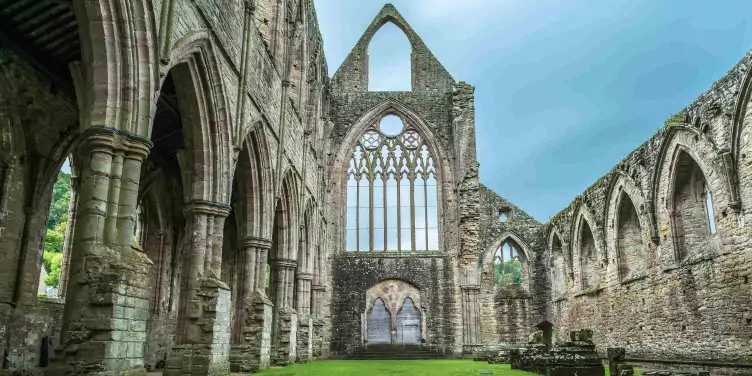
41,170 -> 71,290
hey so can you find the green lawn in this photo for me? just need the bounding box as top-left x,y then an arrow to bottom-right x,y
254,360 -> 539,375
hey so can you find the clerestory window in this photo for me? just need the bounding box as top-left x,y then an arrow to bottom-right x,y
345,115 -> 438,252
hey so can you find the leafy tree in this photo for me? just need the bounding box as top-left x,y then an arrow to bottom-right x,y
41,170 -> 71,290
47,172 -> 71,230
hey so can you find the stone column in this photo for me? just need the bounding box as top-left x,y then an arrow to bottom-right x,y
165,201 -> 232,376
270,259 -> 298,365
295,272 -> 313,362
460,265 -> 481,354
57,163 -> 79,299
229,291 -> 273,373
295,272 -> 313,315
230,237 -> 273,372
45,128 -> 152,376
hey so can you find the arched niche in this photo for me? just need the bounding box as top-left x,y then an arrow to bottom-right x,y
604,173 -> 650,281
362,279 -> 426,346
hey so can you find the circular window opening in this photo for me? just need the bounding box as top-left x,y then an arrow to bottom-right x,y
379,115 -> 405,136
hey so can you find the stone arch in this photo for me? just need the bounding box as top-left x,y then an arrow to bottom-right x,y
235,127 -> 273,240
164,34 -> 233,204
547,225 -> 573,280
731,60 -> 752,212
654,126 -> 727,265
547,227 -> 568,297
73,0 -> 158,135
482,232 -> 533,291
272,169 -> 300,260
571,202 -> 605,290
364,279 -> 426,343
330,100 -> 453,254
604,172 -> 651,280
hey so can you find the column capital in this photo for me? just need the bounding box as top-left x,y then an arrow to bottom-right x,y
296,272 -> 313,281
82,126 -> 153,160
272,258 -> 297,269
183,199 -> 232,217
240,236 -> 272,249
311,284 -> 326,292
244,0 -> 256,13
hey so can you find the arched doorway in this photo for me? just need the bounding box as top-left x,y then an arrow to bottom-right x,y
364,279 -> 425,346
396,298 -> 422,345
366,298 -> 391,344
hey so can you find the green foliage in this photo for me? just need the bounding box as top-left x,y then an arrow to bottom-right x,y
494,259 -> 523,286
254,360 -> 536,375
663,112 -> 685,128
41,170 -> 71,289
47,172 -> 71,230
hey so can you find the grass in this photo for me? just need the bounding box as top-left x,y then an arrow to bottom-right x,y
254,360 -> 646,376
254,360 -> 537,375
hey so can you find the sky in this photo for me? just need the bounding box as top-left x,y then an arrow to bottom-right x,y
313,0 -> 752,222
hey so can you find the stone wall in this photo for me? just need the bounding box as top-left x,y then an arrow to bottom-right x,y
544,51 -> 752,362
328,254 -> 453,354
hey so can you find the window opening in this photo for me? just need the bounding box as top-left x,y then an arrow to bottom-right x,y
493,240 -> 523,287
40,160 -> 72,298
346,117 -> 438,252
706,190 -> 716,235
368,22 -> 412,91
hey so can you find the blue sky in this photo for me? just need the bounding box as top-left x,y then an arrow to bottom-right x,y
314,0 -> 752,221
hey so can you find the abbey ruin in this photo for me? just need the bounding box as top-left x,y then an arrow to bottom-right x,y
0,1 -> 750,375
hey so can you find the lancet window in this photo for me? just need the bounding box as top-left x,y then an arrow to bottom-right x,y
346,115 -> 438,252
493,240 -> 524,287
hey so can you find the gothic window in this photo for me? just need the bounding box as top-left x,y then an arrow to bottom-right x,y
492,240 -> 524,287
346,115 -> 439,252
578,218 -> 598,290
616,192 -> 644,280
670,150 -> 716,261
368,23 -> 411,91
550,235 -> 565,296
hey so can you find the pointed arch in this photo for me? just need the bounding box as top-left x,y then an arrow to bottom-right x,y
482,232 -> 532,290
571,202 -> 605,290
271,169 -> 300,260
73,0 -> 158,136
235,125 -> 274,240
605,172 -> 650,280
654,126 -> 726,265
332,101 -> 450,254
546,226 -> 568,297
164,33 -> 234,204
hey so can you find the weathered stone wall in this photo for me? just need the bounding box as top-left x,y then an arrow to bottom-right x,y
328,254 -> 451,354
324,4 -> 474,357
475,185 -> 547,345
545,51 -> 752,362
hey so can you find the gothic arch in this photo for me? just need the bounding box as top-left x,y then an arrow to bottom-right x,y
604,172 -> 650,280
73,0 -> 158,136
481,232 -> 533,290
731,60 -> 752,212
654,126 -> 729,264
546,226 -> 569,296
330,101 -> 453,254
570,202 -> 605,290
164,34 -> 234,204
235,127 -> 273,240
272,170 -> 300,260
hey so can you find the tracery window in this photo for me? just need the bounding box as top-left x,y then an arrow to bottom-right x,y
346,115 -> 438,252
493,240 -> 524,287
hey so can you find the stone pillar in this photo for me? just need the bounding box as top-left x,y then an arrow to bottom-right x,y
230,238 -> 274,372
229,291 -> 273,372
270,259 -> 298,365
233,237 -> 272,343
57,162 -> 79,299
272,306 -> 298,366
295,272 -> 312,315
296,313 -> 313,363
165,201 -> 232,376
310,284 -> 325,321
44,128 -> 152,376
460,265 -> 481,352
312,318 -> 324,359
